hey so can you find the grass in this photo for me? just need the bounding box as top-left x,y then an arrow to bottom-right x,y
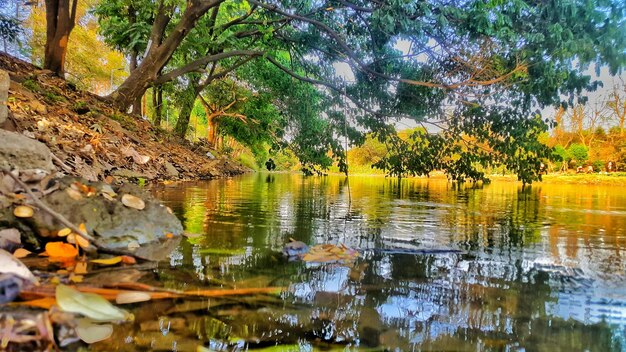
540,172 -> 626,185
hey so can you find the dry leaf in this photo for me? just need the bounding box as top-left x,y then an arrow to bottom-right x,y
18,297 -> 57,309
115,291 -> 151,304
13,205 -> 34,218
74,262 -> 88,274
66,188 -> 83,201
45,242 -> 78,258
121,146 -> 150,164
67,234 -> 90,249
121,194 -> 145,210
70,274 -> 84,283
120,256 -> 136,264
12,248 -> 32,258
76,320 -> 113,344
58,228 -> 72,237
91,257 -> 122,265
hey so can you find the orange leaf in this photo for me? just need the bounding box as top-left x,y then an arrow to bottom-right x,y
16,297 -> 57,309
45,242 -> 78,258
120,256 -> 136,264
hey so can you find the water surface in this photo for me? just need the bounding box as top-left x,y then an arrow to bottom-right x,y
110,174 -> 626,350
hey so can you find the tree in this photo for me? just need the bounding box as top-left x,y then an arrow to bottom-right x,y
43,0 -> 79,76
93,0 -> 626,183
607,81 -> 626,136
567,143 -> 589,166
0,13 -> 21,53
27,0 -> 126,93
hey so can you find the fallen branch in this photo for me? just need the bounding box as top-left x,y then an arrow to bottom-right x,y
19,284 -> 286,302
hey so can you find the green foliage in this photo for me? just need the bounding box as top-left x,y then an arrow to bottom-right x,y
567,143 -> 589,165
0,13 -> 21,43
93,0 -> 626,183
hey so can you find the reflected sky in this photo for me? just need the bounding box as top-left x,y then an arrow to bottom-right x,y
149,174 -> 626,351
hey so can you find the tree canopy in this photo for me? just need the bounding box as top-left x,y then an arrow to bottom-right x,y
48,0 -> 626,182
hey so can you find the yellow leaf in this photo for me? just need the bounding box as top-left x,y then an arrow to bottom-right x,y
13,205 -> 34,218
74,261 -> 88,274
13,248 -> 32,258
90,256 -> 122,265
58,228 -> 72,237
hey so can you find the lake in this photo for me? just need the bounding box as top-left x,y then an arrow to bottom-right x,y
103,173 -> 626,351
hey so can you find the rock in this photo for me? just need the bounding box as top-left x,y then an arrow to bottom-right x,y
0,70 -> 9,125
205,151 -> 216,159
25,178 -> 183,259
164,161 -> 179,178
0,130 -> 55,173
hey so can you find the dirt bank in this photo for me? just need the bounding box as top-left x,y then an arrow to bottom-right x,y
0,53 -> 250,183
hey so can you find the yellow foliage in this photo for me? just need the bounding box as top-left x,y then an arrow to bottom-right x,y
26,1 -> 126,94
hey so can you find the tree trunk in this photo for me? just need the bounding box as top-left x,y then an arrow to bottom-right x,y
44,0 -> 77,76
153,86 -> 163,126
200,100 -> 219,146
107,0 -> 219,111
175,98 -> 194,138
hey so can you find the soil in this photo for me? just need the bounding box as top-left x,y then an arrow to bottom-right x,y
0,52 -> 250,183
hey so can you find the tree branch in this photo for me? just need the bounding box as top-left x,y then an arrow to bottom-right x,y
154,50 -> 263,85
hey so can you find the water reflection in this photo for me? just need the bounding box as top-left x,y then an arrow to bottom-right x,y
147,174 -> 626,351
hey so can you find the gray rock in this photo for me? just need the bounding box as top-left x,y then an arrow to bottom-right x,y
164,161 -> 179,178
0,130 -> 55,173
28,178 -> 183,260
0,70 -> 8,125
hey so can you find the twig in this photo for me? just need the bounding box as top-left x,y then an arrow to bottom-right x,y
49,153 -> 73,174
1,166 -> 96,244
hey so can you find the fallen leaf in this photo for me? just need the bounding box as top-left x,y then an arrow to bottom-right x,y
0,248 -> 38,283
66,188 -> 83,201
17,297 -> 57,309
91,257 -> 122,265
301,243 -> 358,263
12,248 -> 32,258
74,262 -> 88,274
76,319 -> 113,344
165,233 -> 174,239
55,285 -> 129,322
101,185 -> 116,198
67,233 -> 90,249
115,291 -> 151,304
13,205 -> 34,218
70,274 -> 84,283
45,242 -> 78,258
120,256 -> 136,264
57,228 -> 72,237
121,194 -> 145,210
121,146 -> 150,165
